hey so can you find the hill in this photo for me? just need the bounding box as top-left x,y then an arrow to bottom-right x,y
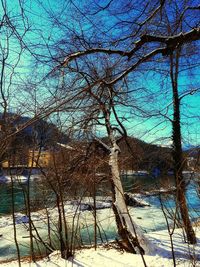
2,114 -> 197,173
118,137 -> 172,173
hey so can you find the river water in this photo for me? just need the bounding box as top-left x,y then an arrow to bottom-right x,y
0,173 -> 200,216
0,173 -> 199,261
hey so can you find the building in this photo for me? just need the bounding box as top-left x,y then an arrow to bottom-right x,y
28,149 -> 55,168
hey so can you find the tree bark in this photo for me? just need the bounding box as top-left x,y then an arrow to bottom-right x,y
11,173 -> 21,267
108,141 -> 154,255
170,51 -> 196,244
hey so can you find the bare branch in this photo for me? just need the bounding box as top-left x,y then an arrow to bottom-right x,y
62,48 -> 127,67
127,28 -> 200,58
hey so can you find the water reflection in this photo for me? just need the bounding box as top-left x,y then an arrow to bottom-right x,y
121,174 -> 176,193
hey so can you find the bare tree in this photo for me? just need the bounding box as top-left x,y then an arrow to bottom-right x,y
46,0 -> 200,246
169,47 -> 196,244
54,59 -> 155,258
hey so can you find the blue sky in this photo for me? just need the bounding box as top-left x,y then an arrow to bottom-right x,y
1,0 -> 200,147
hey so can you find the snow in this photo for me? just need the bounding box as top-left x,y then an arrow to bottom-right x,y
0,174 -> 42,183
70,199 -> 112,211
0,199 -> 182,261
0,227 -> 200,266
141,186 -> 177,196
0,195 -> 200,266
57,142 -> 74,150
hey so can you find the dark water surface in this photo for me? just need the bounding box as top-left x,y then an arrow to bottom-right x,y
0,173 -> 199,216
122,173 -> 200,219
0,179 -> 54,214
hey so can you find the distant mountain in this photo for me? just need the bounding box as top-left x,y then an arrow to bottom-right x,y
0,113 -> 69,149
95,136 -> 173,173
2,114 -> 196,173
183,143 -> 199,151
118,136 -> 172,172
184,146 -> 200,158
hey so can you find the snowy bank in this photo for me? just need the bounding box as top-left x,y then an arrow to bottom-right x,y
0,193 -> 199,263
0,227 -> 199,266
0,198 -> 180,261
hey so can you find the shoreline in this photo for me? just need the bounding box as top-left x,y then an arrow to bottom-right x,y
0,227 -> 200,266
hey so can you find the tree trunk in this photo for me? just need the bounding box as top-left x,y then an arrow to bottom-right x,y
11,173 -> 21,267
170,51 -> 196,244
109,141 -> 154,255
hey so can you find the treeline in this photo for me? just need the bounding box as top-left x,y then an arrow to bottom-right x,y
1,115 -> 198,174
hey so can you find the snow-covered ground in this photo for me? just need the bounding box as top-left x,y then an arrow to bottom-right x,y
0,227 -> 200,266
0,195 -> 200,266
0,198 -> 172,261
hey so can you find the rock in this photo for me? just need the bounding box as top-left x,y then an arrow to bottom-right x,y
71,200 -> 112,211
15,215 -> 29,224
124,193 -> 150,207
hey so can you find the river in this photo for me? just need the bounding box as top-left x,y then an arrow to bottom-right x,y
0,172 -> 200,216
0,172 -> 199,261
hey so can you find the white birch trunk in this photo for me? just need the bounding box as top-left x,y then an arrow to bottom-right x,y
109,143 -> 155,255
